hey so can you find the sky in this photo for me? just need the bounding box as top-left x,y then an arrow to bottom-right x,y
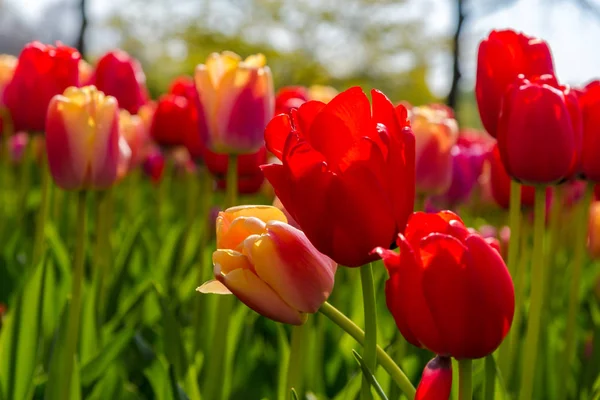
6,0 -> 600,97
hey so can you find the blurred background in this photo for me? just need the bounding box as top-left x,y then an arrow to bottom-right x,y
1,0 -> 600,128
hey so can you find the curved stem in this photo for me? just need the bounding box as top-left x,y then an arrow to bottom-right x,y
62,190 -> 88,399
319,301 -> 416,399
497,181 -> 521,375
458,359 -> 473,400
360,263 -> 377,400
519,186 -> 547,400
557,185 -> 593,400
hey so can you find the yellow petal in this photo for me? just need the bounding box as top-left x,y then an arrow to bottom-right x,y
217,216 -> 267,250
212,249 -> 253,276
204,51 -> 241,86
197,279 -> 232,295
242,53 -> 266,68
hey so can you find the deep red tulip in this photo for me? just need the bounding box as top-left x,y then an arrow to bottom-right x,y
2,42 -> 80,132
595,184 -> 600,200
497,74 -> 581,184
415,356 -> 452,400
576,80 -> 600,182
143,148 -> 166,184
168,76 -> 205,160
476,29 -> 554,137
150,94 -> 196,149
374,211 -> 515,359
262,87 -> 415,267
91,50 -> 148,114
489,143 -> 536,209
275,86 -> 309,115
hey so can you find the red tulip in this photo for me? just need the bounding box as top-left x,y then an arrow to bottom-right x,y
476,29 -> 554,137
497,74 -> 581,184
577,80 -> 600,182
489,143 -> 536,209
143,147 -> 166,184
275,86 -> 309,115
262,87 -> 415,267
170,76 -> 205,159
91,50 -> 148,114
374,211 -> 515,359
415,356 -> 452,400
2,42 -> 80,132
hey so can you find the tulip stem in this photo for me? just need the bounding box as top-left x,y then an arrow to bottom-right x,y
484,354 -> 495,400
32,158 -> 51,267
225,154 -> 238,208
360,263 -> 377,400
318,301 -> 416,399
497,181 -> 521,378
519,186 -> 547,400
558,185 -> 594,400
62,190 -> 88,399
287,323 -> 307,397
458,359 -> 473,400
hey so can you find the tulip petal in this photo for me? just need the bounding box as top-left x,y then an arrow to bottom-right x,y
415,356 -> 452,400
265,113 -> 293,160
420,233 -> 470,357
197,279 -> 232,295
293,101 -> 326,140
217,216 -> 267,251
404,211 -> 462,251
212,249 -> 254,275
461,234 -> 515,358
219,267 -> 306,325
249,221 -> 336,313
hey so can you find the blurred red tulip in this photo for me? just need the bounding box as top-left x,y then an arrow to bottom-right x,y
8,131 -> 28,164
203,146 -> 267,195
489,143 -> 536,209
143,147 -> 166,184
3,42 -> 80,132
415,356 -> 452,400
476,29 -> 554,137
262,87 -> 415,267
374,211 -> 515,359
497,74 -> 581,185
45,86 -> 120,190
275,86 -> 309,115
119,110 -> 148,167
577,80 -> 600,182
91,50 -> 148,114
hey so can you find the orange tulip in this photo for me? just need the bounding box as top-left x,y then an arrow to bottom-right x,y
198,205 -> 337,325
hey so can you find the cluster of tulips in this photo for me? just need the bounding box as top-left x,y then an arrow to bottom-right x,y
1,28 -> 600,400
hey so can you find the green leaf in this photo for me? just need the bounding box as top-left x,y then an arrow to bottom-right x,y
70,356 -> 81,400
153,283 -> 188,379
80,280 -> 100,366
104,279 -> 153,333
45,222 -> 72,281
184,364 -> 202,400
0,259 -> 47,400
290,388 -> 299,400
276,324 -> 291,400
155,224 -> 186,284
352,350 -> 389,400
169,364 -> 189,400
87,367 -> 124,400
80,327 -> 136,386
44,298 -> 72,400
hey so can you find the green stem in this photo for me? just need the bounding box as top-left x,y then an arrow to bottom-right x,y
557,185 -> 594,400
458,359 -> 473,400
545,185 -> 565,315
518,186 -> 547,400
497,181 -> 522,376
360,263 -> 377,400
484,355 -> 495,400
507,219 -> 531,388
32,160 -> 51,267
203,155 -> 238,400
318,301 -> 416,399
61,190 -> 88,399
225,154 -> 238,208
287,324 -> 307,396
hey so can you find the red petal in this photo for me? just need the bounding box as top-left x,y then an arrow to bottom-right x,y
420,233 -> 470,357
264,114 -> 293,160
294,101 -> 326,138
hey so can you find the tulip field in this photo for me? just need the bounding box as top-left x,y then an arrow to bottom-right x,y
1,29 -> 600,400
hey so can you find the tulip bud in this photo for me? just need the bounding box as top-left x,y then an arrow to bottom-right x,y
194,51 -> 274,154
45,86 -> 120,190
476,29 -> 554,137
576,80 -> 600,182
143,147 -> 165,184
0,54 -> 17,105
91,50 -> 148,114
79,59 -> 93,86
275,86 -> 309,115
3,42 -> 80,132
410,104 -> 458,195
415,356 -> 452,400
497,74 -> 581,184
374,211 -> 515,359
119,110 -> 148,167
488,143 -> 536,209
8,131 -> 28,164
198,205 -> 337,325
